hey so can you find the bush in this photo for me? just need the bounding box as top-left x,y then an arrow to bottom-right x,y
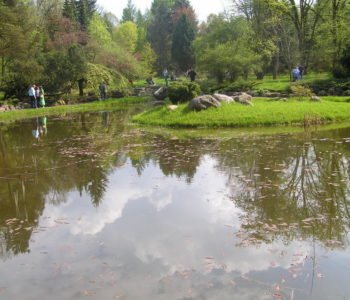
219,80 -> 257,93
168,81 -> 201,104
290,84 -> 313,100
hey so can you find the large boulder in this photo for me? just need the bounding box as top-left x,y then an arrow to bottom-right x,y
188,95 -> 221,111
153,87 -> 168,100
213,93 -> 234,103
234,93 -> 253,106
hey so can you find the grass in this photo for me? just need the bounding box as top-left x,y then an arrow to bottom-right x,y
132,97 -> 350,128
252,73 -> 332,92
0,96 -> 150,123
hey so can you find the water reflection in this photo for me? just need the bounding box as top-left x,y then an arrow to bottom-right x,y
0,111 -> 350,299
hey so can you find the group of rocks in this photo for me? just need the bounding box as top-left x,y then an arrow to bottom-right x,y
153,86 -> 254,112
188,93 -> 253,111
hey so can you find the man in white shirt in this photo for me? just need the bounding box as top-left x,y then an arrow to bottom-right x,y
28,85 -> 37,108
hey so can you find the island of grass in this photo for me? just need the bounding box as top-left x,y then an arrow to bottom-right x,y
133,97 -> 350,128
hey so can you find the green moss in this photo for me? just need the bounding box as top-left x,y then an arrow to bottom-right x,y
132,97 -> 350,128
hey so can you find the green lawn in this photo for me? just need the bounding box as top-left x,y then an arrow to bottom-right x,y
252,73 -> 332,92
133,97 -> 350,128
0,96 -> 150,123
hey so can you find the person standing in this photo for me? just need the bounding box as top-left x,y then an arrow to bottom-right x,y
38,86 -> 45,108
187,68 -> 197,82
28,85 -> 37,108
298,65 -> 304,80
99,82 -> 107,100
163,68 -> 169,87
292,67 -> 300,82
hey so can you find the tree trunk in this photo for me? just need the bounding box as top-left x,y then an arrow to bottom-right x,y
77,78 -> 85,96
272,52 -> 280,80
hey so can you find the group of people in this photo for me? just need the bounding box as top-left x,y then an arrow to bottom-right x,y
150,68 -> 197,87
291,66 -> 305,81
28,85 -> 45,108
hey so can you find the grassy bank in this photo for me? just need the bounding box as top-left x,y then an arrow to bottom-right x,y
253,73 -> 331,92
133,97 -> 350,128
0,96 -> 150,123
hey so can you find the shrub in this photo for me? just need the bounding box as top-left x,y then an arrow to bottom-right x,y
168,81 -> 201,104
290,84 -> 313,100
219,80 -> 257,93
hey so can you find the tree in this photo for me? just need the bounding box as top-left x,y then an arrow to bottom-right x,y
285,0 -> 327,69
63,0 -> 77,22
89,13 -> 112,47
194,16 -> 261,82
121,0 -> 137,23
148,0 -> 174,71
171,14 -> 196,71
113,21 -> 138,53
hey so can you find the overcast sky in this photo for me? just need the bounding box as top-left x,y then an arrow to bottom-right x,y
97,0 -> 230,22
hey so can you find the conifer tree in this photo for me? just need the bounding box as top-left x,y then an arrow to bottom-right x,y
121,0 -> 137,23
171,14 -> 195,71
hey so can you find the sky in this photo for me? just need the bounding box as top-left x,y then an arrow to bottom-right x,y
97,0 -> 230,22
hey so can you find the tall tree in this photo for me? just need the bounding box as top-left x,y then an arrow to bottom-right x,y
63,0 -> 77,22
121,0 -> 137,23
286,0 -> 327,69
148,0 -> 174,71
171,14 -> 196,71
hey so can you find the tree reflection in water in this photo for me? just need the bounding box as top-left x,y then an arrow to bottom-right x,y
0,112 -> 350,259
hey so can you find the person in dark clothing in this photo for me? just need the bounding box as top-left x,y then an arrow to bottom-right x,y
187,69 -> 197,82
146,75 -> 155,85
99,82 -> 107,100
298,66 -> 304,79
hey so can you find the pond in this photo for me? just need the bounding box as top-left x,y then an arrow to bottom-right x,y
0,109 -> 350,300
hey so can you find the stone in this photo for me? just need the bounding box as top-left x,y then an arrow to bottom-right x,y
311,95 -> 321,102
212,93 -> 234,103
153,101 -> 165,106
22,103 -> 31,109
54,99 -> 66,106
188,95 -> 221,111
111,90 -> 125,98
264,92 -> 282,98
153,87 -> 168,100
167,105 -> 178,111
234,93 -> 253,106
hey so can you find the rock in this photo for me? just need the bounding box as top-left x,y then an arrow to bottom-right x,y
264,92 -> 282,98
234,93 -> 253,106
111,90 -> 124,98
167,105 -> 178,111
311,95 -> 321,102
22,103 -> 31,109
188,95 -> 221,111
54,99 -> 66,106
133,87 -> 146,96
279,98 -> 288,102
212,93 -> 234,103
0,107 -> 6,112
153,100 -> 165,106
153,87 -> 168,100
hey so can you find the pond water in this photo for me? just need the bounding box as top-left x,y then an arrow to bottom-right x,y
0,109 -> 350,300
